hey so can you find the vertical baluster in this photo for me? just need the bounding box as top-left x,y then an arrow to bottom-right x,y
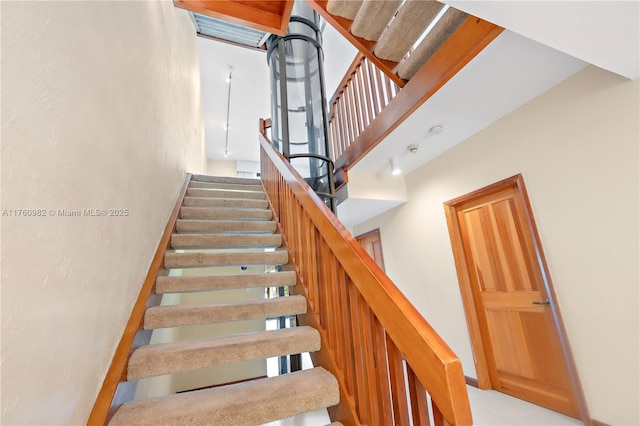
359,59 -> 374,125
351,68 -> 365,132
328,256 -> 344,371
349,284 -> 371,424
386,335 -> 411,425
371,315 -> 393,425
317,239 -> 331,341
308,225 -> 320,313
431,401 -> 450,426
375,67 -> 388,109
330,118 -> 339,160
308,218 -> 319,312
336,97 -> 347,155
366,60 -> 382,116
385,75 -> 395,105
342,86 -> 354,147
346,77 -> 361,139
339,93 -> 351,151
358,295 -> 381,426
407,365 -> 431,426
337,265 -> 355,396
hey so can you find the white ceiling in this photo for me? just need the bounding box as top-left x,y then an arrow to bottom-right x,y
197,1 -> 638,225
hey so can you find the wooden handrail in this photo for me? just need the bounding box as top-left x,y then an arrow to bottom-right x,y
87,174 -> 192,425
259,128 -> 472,425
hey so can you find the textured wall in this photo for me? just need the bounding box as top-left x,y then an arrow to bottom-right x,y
354,66 -> 639,424
1,1 -> 205,424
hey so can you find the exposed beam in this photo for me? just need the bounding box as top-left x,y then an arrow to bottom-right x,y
174,0 -> 294,36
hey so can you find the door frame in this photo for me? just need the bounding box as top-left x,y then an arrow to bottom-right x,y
444,174 -> 590,422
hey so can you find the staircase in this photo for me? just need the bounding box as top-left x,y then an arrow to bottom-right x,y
108,174 -> 340,425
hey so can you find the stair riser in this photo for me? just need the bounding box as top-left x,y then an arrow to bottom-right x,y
176,220 -> 276,234
171,234 -> 282,250
144,295 -> 307,329
187,188 -> 266,200
155,271 -> 297,294
127,328 -> 321,380
164,251 -> 288,269
180,207 -> 272,221
189,181 -> 264,192
183,196 -> 268,209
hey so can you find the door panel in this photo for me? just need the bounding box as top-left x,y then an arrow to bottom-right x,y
448,180 -> 581,418
355,229 -> 386,272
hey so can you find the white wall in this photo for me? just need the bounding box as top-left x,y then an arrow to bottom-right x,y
354,66 -> 639,425
1,2 -> 205,424
207,158 -> 237,177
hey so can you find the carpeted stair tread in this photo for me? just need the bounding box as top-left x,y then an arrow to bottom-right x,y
326,0 -> 362,20
110,367 -> 339,425
374,0 -> 443,62
164,249 -> 288,269
189,180 -> 264,192
191,174 -> 261,185
397,7 -> 467,80
156,271 -> 297,294
187,188 -> 266,200
127,326 -> 321,380
350,0 -> 402,42
180,206 -> 272,221
144,295 -> 307,329
176,219 -> 276,234
171,233 -> 282,250
183,196 -> 269,210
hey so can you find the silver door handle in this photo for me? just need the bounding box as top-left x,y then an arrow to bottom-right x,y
532,299 -> 550,306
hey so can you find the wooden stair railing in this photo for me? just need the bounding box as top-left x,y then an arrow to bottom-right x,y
328,53 -> 401,171
259,125 -> 473,426
314,0 -> 503,184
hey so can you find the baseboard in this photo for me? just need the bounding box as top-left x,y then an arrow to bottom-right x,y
591,420 -> 610,426
465,376 -> 479,388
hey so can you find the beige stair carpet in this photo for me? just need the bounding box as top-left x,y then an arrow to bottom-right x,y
189,180 -> 264,192
398,7 -> 467,80
350,0 -> 402,41
144,295 -> 307,329
186,187 -> 267,200
171,233 -> 282,250
374,0 -> 443,62
326,0 -> 363,20
180,206 -> 272,220
156,270 -> 297,294
127,327 -> 321,380
176,219 -> 277,234
110,368 -> 339,426
190,174 -> 260,185
164,249 -> 288,269
183,196 -> 269,209
110,175 -> 339,425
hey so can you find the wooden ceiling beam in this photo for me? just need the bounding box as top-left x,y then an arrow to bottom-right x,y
174,0 -> 294,36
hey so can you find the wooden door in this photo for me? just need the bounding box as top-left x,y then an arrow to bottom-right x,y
445,175 -> 584,419
356,229 -> 386,271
